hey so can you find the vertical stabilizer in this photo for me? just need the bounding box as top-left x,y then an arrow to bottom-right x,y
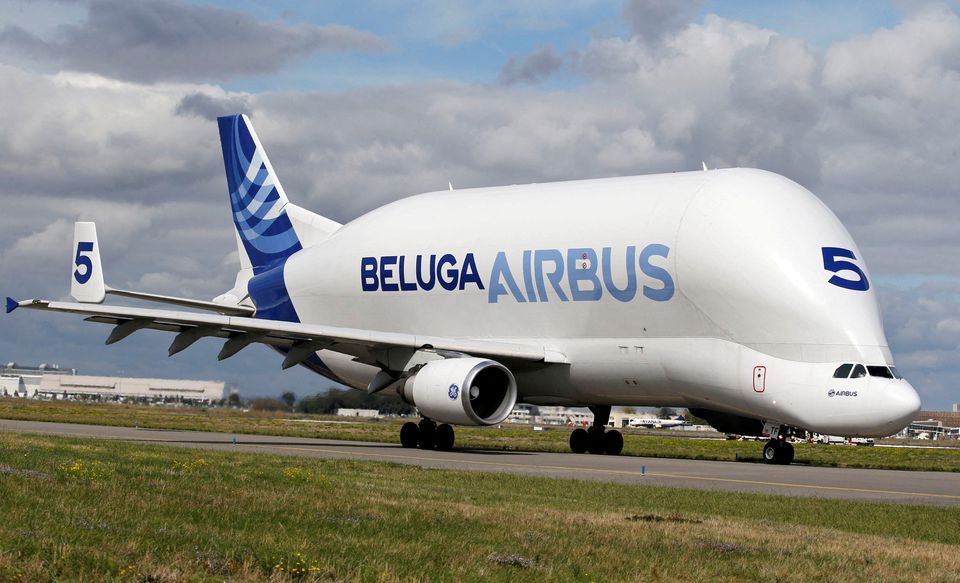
218,114 -> 302,275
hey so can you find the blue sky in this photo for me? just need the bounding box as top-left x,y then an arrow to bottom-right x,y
204,1 -> 909,92
0,0 -> 958,409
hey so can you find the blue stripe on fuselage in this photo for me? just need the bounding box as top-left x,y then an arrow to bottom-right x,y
247,258 -> 345,384
247,257 -> 300,323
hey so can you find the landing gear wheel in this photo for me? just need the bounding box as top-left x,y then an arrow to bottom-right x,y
569,428 -> 588,453
435,424 -> 455,451
399,422 -> 419,448
587,428 -> 606,455
762,439 -> 780,464
604,430 -> 624,455
780,441 -> 794,465
418,420 -> 436,450
762,439 -> 794,464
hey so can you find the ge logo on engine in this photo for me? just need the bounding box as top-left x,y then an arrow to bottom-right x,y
448,383 -> 460,400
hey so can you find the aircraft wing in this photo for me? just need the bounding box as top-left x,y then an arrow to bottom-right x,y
7,298 -> 568,368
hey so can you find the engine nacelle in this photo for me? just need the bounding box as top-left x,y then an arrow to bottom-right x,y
398,357 -> 517,426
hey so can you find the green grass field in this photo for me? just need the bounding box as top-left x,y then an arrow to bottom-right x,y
2,398 -> 960,472
1,432 -> 959,582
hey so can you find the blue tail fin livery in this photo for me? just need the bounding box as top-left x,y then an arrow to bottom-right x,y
218,114 -> 301,275
214,114 -> 340,321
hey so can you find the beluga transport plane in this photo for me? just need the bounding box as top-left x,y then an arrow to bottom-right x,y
6,114 -> 921,465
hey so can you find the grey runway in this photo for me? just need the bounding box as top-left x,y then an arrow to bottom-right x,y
3,419 -> 958,507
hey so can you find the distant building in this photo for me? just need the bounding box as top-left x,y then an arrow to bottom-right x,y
3,362 -> 76,376
609,410 -> 633,428
505,405 -> 594,426
899,410 -> 960,439
336,408 -> 380,418
2,362 -> 75,398
1,361 -> 226,403
916,410 -> 960,428
954,403 -> 959,413
506,404 -> 536,424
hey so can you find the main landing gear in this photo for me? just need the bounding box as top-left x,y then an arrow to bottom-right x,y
400,418 -> 455,451
569,406 -> 623,455
762,434 -> 794,465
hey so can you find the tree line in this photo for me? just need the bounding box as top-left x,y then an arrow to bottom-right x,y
248,388 -> 415,416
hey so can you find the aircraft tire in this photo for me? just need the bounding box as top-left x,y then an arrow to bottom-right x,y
604,430 -> 624,455
762,439 -> 780,464
418,420 -> 436,450
400,422 -> 419,449
779,441 -> 795,465
587,428 -> 606,455
435,424 -> 455,451
569,428 -> 588,453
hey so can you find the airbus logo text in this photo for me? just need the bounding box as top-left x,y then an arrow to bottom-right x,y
360,244 -> 675,304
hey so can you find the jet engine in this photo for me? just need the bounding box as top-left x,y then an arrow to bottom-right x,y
398,357 -> 517,426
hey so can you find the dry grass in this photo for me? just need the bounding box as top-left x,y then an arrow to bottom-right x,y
0,431 -> 959,581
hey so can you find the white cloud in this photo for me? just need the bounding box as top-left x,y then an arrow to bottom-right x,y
622,0 -> 701,45
0,0 -> 385,82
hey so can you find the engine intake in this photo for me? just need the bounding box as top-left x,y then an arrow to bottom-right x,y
399,357 -> 517,426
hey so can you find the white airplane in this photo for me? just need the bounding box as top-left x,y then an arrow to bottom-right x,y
7,114 -> 921,464
628,415 -> 686,429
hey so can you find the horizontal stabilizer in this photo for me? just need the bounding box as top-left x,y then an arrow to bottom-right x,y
5,297 -> 17,314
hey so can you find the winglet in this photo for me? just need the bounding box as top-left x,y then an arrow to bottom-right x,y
5,297 -> 17,314
71,222 -> 106,303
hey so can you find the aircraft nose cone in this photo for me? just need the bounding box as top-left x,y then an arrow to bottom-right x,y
886,380 -> 921,430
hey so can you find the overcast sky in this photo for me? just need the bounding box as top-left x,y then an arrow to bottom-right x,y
0,0 -> 957,408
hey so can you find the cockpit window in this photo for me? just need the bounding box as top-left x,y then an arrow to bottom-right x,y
850,364 -> 867,378
867,365 -> 895,379
833,363 -> 853,378
890,367 -> 903,379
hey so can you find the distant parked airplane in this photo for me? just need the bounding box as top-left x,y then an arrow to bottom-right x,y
7,114 -> 921,465
628,415 -> 686,429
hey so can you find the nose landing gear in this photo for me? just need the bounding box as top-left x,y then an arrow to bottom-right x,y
400,419 -> 455,451
569,406 -> 624,455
